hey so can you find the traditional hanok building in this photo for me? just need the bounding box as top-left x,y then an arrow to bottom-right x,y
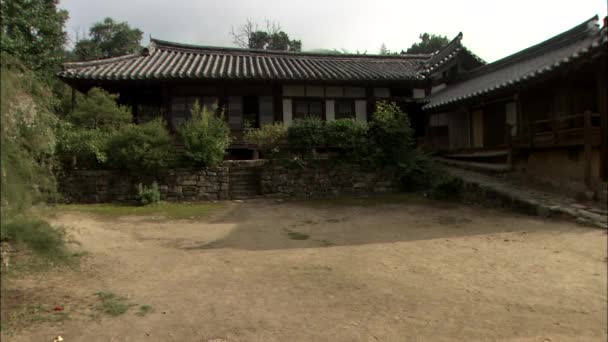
423,16 -> 607,198
58,15 -> 606,198
58,39 -> 442,157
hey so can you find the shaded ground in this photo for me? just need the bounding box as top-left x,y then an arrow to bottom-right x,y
2,196 -> 607,341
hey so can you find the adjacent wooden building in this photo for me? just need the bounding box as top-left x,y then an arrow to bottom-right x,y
423,16 -> 607,197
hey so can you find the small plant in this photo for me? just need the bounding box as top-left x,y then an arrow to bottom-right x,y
428,172 -> 464,200
136,304 -> 153,317
94,291 -> 134,317
287,231 -> 309,240
243,122 -> 287,157
135,182 -> 161,206
178,101 -> 232,167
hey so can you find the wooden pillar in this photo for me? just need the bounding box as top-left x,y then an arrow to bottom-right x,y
272,83 -> 282,123
584,110 -> 592,190
365,85 -> 374,121
598,65 -> 608,181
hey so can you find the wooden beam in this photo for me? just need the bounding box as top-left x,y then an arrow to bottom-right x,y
584,110 -> 592,190
598,63 -> 608,181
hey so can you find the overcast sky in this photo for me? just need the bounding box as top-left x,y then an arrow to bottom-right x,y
59,0 -> 607,62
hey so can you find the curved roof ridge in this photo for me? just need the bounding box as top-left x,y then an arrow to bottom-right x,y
150,38 -> 432,60
62,53 -> 142,69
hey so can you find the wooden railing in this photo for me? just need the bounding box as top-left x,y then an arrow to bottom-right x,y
512,111 -> 601,148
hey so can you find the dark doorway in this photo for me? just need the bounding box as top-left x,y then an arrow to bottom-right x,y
483,102 -> 507,147
243,96 -> 259,128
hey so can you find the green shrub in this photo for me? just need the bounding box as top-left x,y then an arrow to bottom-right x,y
368,101 -> 415,165
67,87 -> 132,130
0,218 -> 69,261
287,117 -> 327,155
1,62 -> 58,215
325,119 -> 369,160
398,148 -> 433,191
243,122 -> 287,157
428,172 -> 464,200
56,123 -> 109,169
178,101 -> 232,167
105,118 -> 173,172
135,182 -> 161,206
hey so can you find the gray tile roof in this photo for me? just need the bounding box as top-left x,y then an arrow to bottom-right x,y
59,39 -> 432,82
422,33 -> 485,74
424,16 -> 606,110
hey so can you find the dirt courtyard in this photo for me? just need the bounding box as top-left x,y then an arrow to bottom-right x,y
3,197 -> 607,341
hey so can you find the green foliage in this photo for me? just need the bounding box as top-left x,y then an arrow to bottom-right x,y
67,88 -> 132,130
405,33 -> 450,54
428,172 -> 464,200
397,149 -> 433,191
178,102 -> 232,167
105,118 -> 173,172
326,119 -> 369,151
135,182 -> 161,206
0,218 -> 69,261
0,0 -> 68,79
368,101 -> 415,165
56,124 -> 109,169
73,17 -> 143,60
1,62 -> 58,215
244,122 -> 287,156
287,117 -> 327,154
94,291 -> 135,317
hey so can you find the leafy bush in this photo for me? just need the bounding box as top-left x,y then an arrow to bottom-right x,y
397,148 -> 434,191
67,87 -> 131,130
428,171 -> 464,200
178,102 -> 232,167
105,118 -> 173,172
325,119 -> 369,160
287,117 -> 327,155
368,101 -> 415,165
1,61 -> 58,215
135,182 -> 161,206
243,122 -> 287,157
56,123 -> 109,169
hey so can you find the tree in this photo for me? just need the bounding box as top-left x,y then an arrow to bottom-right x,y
0,0 -> 68,79
230,19 -> 302,52
379,43 -> 389,55
73,17 -> 143,60
405,33 -> 449,54
67,88 -> 132,130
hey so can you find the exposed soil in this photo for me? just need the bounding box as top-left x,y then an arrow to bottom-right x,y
2,198 -> 607,341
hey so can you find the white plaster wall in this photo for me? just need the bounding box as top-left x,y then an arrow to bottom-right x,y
282,99 -> 293,126
413,88 -> 426,99
325,100 -> 335,121
355,100 -> 367,122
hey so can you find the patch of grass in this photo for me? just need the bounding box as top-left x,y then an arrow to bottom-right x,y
1,303 -> 69,334
48,201 -> 226,220
287,231 -> 310,240
135,304 -> 153,317
299,193 -> 429,208
0,218 -> 71,264
94,291 -> 135,317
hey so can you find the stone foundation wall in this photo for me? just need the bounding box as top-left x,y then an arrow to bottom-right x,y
60,160 -> 399,203
260,160 -> 398,197
60,167 -> 229,203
